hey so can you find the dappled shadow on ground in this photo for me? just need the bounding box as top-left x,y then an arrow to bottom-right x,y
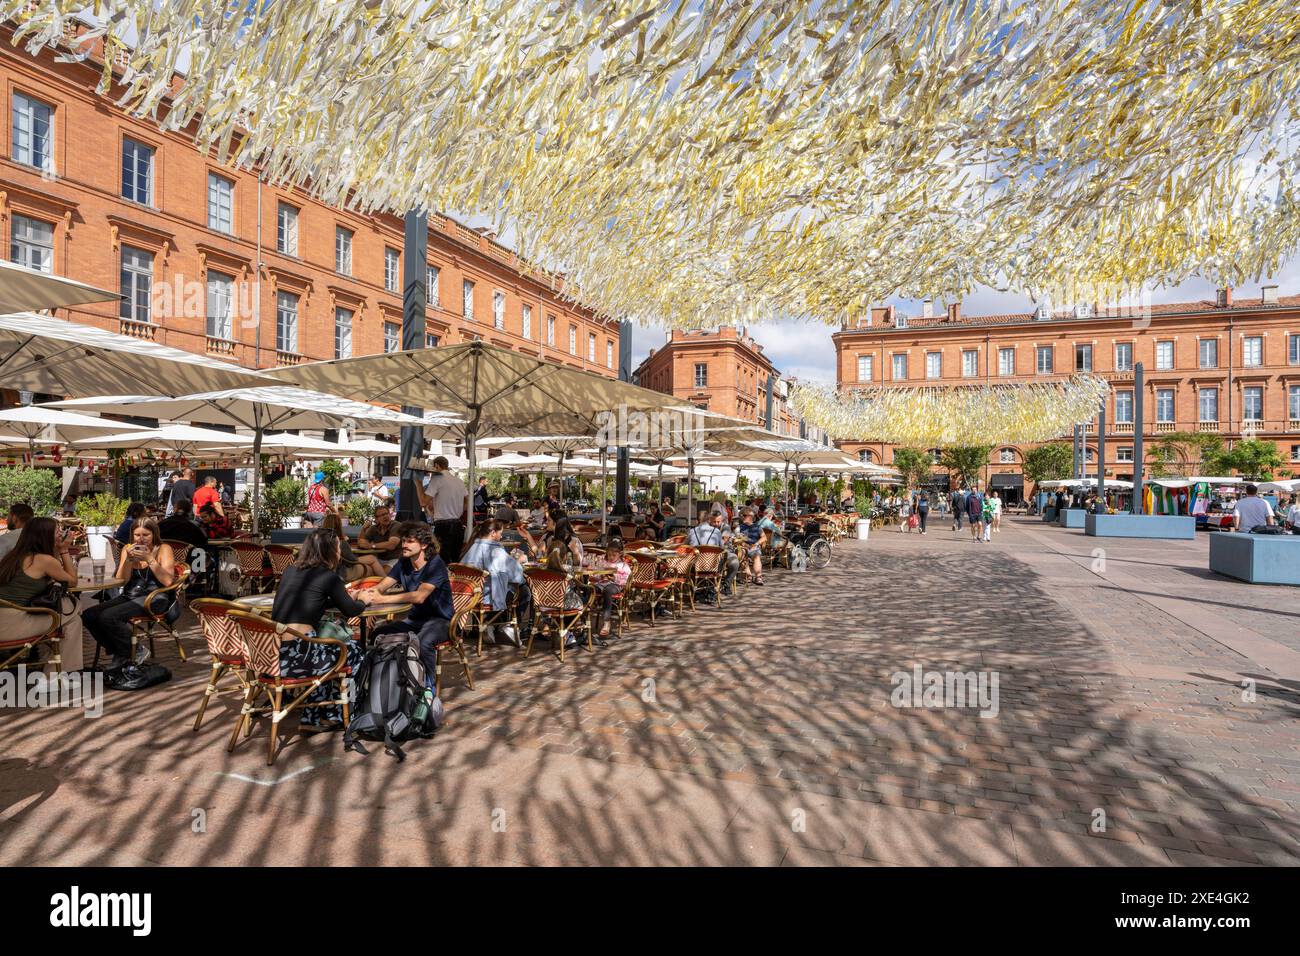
1,537 -> 1297,866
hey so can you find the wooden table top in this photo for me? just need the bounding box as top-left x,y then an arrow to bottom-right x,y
68,577 -> 126,594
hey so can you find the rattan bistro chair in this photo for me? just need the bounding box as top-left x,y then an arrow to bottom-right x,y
661,547 -> 697,614
229,542 -> 275,595
627,552 -> 674,625
693,545 -> 728,602
440,580 -> 479,694
523,568 -> 588,662
226,609 -> 353,766
0,599 -> 62,672
128,564 -> 192,662
190,598 -> 252,731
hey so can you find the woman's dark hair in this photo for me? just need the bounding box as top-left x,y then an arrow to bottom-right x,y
550,513 -> 574,545
401,522 -> 439,561
131,518 -> 162,547
125,502 -> 146,521
472,520 -> 505,542
295,529 -> 341,570
0,516 -> 58,585
604,539 -> 623,558
321,512 -> 344,536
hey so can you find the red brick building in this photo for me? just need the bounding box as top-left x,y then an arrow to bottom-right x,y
0,24 -> 619,403
634,327 -> 805,437
832,291 -> 1300,494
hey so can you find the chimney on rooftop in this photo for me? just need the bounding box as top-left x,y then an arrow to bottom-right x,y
1262,285 -> 1279,305
1216,286 -> 1232,308
947,301 -> 962,324
922,298 -> 934,319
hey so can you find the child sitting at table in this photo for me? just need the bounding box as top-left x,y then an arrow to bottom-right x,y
593,540 -> 630,639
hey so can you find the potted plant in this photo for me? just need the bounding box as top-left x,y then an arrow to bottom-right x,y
342,494 -> 373,527
74,492 -> 130,560
261,477 -> 306,531
0,465 -> 63,520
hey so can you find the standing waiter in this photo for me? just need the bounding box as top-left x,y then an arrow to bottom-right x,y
415,456 -> 469,563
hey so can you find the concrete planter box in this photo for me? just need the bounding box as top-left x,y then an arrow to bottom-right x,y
1084,513 -> 1196,539
268,524 -> 364,545
1057,508 -> 1087,528
1209,533 -> 1300,585
1042,507 -> 1058,522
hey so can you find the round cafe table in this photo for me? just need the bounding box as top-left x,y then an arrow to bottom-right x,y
59,576 -> 126,673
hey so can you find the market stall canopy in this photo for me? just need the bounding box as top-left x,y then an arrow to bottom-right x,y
1040,478 -> 1134,489
1150,477 -> 1244,489
1257,479 -> 1300,495
0,312 -> 263,396
0,260 -> 118,313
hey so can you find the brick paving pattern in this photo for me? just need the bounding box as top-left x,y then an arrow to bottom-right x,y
1,515 -> 1297,866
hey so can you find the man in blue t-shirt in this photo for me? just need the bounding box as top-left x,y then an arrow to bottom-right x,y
364,523 -> 454,689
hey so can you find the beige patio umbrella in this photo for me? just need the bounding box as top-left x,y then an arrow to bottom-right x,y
269,341 -> 715,541
72,425 -> 255,460
53,386 -> 424,534
0,312 -> 263,396
0,404 -> 146,460
0,259 -> 118,313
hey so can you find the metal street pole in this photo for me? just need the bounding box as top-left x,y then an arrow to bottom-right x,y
614,318 -> 632,516
1132,362 -> 1145,515
398,210 -> 427,522
1095,401 -> 1107,511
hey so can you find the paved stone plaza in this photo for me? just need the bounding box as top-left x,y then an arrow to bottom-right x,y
2,516 -> 1297,866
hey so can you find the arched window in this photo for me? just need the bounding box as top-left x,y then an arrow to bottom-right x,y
858,449 -> 874,462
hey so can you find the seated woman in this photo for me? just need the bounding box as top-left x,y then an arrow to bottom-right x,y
82,518 -> 176,669
270,529 -> 371,730
644,504 -> 665,541
591,539 -> 630,639
460,520 -> 532,646
542,509 -> 584,566
0,516 -> 79,654
321,512 -> 385,581
737,509 -> 766,586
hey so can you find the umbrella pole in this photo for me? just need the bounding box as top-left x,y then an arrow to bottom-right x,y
657,462 -> 664,515
600,448 -> 608,539
783,462 -> 790,515
687,454 -> 695,523
250,424 -> 264,537
465,427 -> 478,550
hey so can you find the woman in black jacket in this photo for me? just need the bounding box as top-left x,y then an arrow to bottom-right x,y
270,529 -> 372,729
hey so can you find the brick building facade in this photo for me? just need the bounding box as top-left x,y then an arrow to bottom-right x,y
633,327 -> 804,437
0,26 -> 619,407
832,291 -> 1300,495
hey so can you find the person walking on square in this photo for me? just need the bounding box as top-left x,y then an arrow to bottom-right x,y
981,489 -> 995,541
950,486 -> 966,531
966,484 -> 985,542
916,490 -> 929,534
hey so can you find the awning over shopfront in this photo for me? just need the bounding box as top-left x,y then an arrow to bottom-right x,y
990,473 -> 1024,489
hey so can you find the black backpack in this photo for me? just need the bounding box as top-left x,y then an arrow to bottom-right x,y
104,661 -> 171,691
344,632 -> 442,761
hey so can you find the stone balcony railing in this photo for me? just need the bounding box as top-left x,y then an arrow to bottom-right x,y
276,351 -> 303,366
118,318 -> 156,340
205,336 -> 236,356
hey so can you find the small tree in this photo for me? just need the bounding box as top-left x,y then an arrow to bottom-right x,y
891,447 -> 931,490
735,474 -> 750,498
1023,442 -> 1074,485
939,445 -> 993,489
1212,438 -> 1284,480
1150,432 -> 1223,476
0,466 -> 63,516
318,458 -> 351,495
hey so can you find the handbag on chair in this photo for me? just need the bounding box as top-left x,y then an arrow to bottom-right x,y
29,581 -> 75,615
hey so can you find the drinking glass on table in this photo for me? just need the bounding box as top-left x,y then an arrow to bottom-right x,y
92,563 -> 105,584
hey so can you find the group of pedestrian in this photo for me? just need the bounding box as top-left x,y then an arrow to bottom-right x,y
948,484 -> 1001,542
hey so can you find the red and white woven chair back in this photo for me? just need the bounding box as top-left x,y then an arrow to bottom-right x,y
450,579 -> 482,617
231,613 -> 283,678
628,554 -> 659,585
524,569 -> 568,610
191,599 -> 245,661
231,543 -> 267,575
265,545 -> 296,576
695,546 -> 724,574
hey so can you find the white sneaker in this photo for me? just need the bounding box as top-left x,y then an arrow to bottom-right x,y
499,624 -> 520,647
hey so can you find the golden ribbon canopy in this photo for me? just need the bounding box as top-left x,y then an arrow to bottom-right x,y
792,377 -> 1112,447
7,2 -> 1300,327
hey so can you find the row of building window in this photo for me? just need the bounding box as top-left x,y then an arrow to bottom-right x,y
858,337 -> 1300,382
11,91 -> 610,361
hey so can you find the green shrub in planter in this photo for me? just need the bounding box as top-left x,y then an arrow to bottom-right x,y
260,478 -> 307,530
342,495 -> 373,526
0,466 -> 63,517
74,492 -> 130,529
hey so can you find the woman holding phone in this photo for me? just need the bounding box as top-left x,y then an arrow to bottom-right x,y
82,518 -> 176,669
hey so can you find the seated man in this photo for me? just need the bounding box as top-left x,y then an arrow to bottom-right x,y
362,524 -> 455,691
460,520 -> 532,646
0,503 -> 34,561
686,508 -> 738,599
737,509 -> 765,585
158,501 -> 209,553
198,503 -> 232,540
357,503 -> 402,562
